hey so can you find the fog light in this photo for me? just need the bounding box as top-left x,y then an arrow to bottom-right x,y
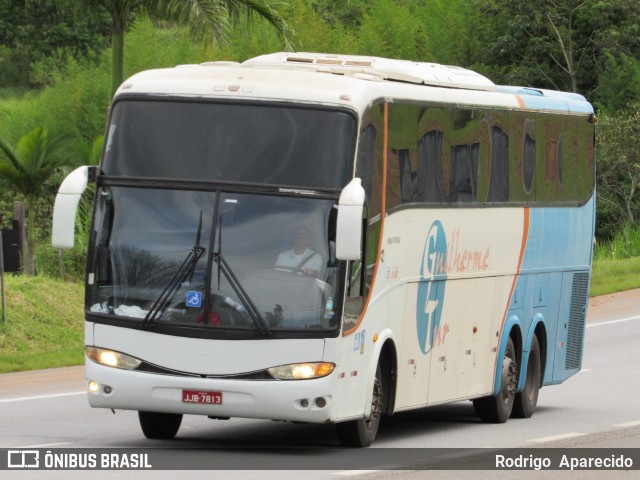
300,399 -> 309,408
103,385 -> 113,394
88,381 -> 99,394
315,397 -> 327,408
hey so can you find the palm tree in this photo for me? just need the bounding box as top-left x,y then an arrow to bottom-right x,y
71,134 -> 104,248
0,128 -> 78,275
57,0 -> 294,98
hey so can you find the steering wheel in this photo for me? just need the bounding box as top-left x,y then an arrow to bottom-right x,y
274,265 -> 317,277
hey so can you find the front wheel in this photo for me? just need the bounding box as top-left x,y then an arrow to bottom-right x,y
336,363 -> 384,447
138,411 -> 183,439
512,334 -> 541,418
473,336 -> 518,423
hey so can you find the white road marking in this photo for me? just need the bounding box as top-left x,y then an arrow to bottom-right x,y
0,391 -> 85,403
528,432 -> 586,443
333,471 -> 382,476
333,464 -> 403,475
587,315 -> 640,328
613,420 -> 640,428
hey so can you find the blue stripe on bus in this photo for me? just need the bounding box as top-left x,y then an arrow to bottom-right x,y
493,196 -> 595,395
496,86 -> 594,114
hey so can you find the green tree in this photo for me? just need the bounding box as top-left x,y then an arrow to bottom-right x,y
596,104 -> 640,236
350,0 -> 419,59
0,127 -> 78,274
55,0 -> 294,98
0,0 -> 110,88
310,0 -> 370,30
71,135 -> 103,248
468,0 -> 590,92
468,0 -> 640,103
594,54 -> 640,113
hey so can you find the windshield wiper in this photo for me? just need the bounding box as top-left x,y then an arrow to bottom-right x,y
211,251 -> 271,336
143,211 -> 205,327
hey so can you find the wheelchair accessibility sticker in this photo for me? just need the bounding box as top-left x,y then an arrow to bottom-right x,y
186,291 -> 202,308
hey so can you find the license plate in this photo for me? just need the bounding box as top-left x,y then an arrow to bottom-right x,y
182,389 -> 223,405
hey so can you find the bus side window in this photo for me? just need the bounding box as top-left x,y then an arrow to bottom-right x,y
349,104 -> 384,322
398,149 -> 417,203
536,113 -> 563,202
450,143 -> 480,203
357,124 -> 377,205
347,214 -> 366,299
345,129 -> 373,322
577,115 -> 595,202
523,119 -> 536,194
344,213 -> 367,323
417,131 -> 446,202
487,125 -> 509,202
387,103 -> 419,208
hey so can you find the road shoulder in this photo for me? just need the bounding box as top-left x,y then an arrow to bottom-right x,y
588,287 -> 640,324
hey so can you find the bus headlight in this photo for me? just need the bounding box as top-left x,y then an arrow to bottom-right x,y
86,346 -> 142,370
268,362 -> 335,380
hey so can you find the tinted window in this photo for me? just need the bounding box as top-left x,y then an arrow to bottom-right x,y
537,114 -> 563,202
451,143 -> 479,203
103,100 -> 356,189
377,103 -> 594,210
487,126 -> 509,202
523,119 -> 536,194
418,131 -> 446,202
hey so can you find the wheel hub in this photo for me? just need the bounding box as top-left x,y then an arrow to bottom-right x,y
501,356 -> 517,400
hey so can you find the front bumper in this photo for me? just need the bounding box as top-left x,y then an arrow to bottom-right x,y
86,360 -> 337,423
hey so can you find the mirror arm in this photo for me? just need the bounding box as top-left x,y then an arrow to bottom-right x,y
51,166 -> 97,249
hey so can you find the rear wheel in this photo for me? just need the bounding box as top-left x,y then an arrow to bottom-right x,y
512,334 -> 541,418
138,411 -> 183,439
336,363 -> 384,447
473,336 -> 517,423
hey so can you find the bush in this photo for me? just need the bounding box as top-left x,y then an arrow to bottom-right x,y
35,243 -> 87,282
593,222 -> 640,261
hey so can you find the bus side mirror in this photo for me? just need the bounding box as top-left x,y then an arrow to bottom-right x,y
336,178 -> 365,261
52,166 -> 96,248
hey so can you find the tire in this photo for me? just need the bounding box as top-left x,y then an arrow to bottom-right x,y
336,363 -> 384,447
473,336 -> 518,423
138,411 -> 183,439
512,334 -> 541,418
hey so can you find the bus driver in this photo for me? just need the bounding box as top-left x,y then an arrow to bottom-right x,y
276,226 -> 323,277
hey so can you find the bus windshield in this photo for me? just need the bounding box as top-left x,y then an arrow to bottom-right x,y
88,188 -> 341,333
102,99 -> 356,190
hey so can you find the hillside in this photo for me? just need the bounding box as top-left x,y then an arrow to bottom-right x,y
0,275 -> 84,373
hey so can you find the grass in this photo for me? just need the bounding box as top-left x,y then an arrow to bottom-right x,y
593,223 -> 640,262
590,222 -> 640,296
0,275 -> 84,374
590,256 -> 640,297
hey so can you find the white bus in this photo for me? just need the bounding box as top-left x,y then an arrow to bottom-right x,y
53,52 -> 595,447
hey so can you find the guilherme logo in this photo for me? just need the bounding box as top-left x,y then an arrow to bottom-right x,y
416,220 -> 447,354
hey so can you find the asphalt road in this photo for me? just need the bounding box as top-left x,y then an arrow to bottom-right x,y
1,289 -> 639,479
